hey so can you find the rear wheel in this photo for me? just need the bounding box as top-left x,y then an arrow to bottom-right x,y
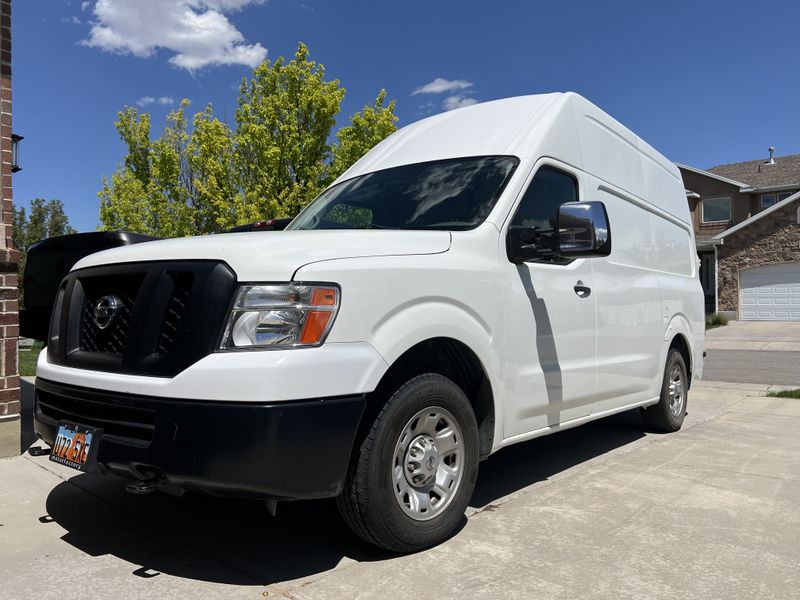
641,348 -> 688,432
337,373 -> 479,552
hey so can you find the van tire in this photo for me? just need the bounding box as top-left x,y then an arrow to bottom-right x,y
337,373 -> 479,552
641,348 -> 688,432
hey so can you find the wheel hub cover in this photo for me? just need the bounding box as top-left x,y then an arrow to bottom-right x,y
405,434 -> 439,487
392,405 -> 465,522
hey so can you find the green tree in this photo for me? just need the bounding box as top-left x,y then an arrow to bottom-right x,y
329,89 -> 398,181
234,42 -> 346,219
99,43 -> 398,237
13,199 -> 77,306
187,104 -> 241,232
99,101 -> 197,237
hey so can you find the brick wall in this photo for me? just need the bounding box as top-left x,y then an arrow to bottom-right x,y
717,199 -> 800,313
0,0 -> 20,456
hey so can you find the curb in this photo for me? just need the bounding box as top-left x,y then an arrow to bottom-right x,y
694,380 -> 798,394
705,342 -> 800,351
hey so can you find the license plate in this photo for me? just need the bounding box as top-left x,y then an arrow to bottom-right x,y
49,423 -> 101,472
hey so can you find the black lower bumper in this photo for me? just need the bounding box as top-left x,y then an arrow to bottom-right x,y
34,378 -> 366,500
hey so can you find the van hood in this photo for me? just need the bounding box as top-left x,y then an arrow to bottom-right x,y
72,229 -> 452,281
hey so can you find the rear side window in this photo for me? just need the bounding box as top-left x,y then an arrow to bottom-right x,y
510,166 -> 578,264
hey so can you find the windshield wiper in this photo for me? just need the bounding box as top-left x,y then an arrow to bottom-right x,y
414,222 -> 470,229
367,223 -> 401,230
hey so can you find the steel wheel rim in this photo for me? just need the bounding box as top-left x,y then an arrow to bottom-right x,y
668,363 -> 685,418
392,406 -> 465,522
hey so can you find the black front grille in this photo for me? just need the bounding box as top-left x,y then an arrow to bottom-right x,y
48,261 -> 236,377
37,386 -> 156,445
79,275 -> 142,354
156,272 -> 193,355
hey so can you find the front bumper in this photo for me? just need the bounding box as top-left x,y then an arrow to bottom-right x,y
34,378 -> 366,500
36,342 -> 388,402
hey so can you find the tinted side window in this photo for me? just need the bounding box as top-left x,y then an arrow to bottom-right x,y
510,166 -> 578,264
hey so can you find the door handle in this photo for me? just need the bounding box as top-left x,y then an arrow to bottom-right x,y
574,281 -> 591,298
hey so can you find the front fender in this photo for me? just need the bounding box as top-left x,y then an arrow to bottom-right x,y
369,297 -> 504,452
371,297 -> 493,363
371,297 -> 502,398
293,248 -> 506,449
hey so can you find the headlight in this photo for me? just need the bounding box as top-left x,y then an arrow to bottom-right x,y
220,284 -> 340,349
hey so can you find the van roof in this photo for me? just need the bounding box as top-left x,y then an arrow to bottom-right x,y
340,93 -> 564,177
339,92 -> 688,225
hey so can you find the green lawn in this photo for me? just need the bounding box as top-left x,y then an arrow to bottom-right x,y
18,341 -> 43,377
767,389 -> 800,399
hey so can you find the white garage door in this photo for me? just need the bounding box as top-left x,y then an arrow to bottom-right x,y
740,263 -> 800,320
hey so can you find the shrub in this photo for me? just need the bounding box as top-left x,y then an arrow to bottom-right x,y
705,312 -> 728,329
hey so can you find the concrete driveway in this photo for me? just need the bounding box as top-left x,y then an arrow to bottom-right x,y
705,320 -> 800,351
2,380 -> 799,599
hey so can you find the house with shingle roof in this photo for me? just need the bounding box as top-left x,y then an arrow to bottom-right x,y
676,150 -> 800,321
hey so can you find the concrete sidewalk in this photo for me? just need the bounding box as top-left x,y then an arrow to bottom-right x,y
705,320 -> 800,351
2,381 -> 799,599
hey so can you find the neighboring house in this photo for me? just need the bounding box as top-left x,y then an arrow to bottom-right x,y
677,148 -> 800,321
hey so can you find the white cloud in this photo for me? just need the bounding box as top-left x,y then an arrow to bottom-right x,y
412,77 -> 473,95
199,0 -> 266,10
83,0 -> 268,71
442,95 -> 478,111
61,15 -> 82,25
81,1 -> 92,10
416,100 -> 437,116
136,95 -> 177,107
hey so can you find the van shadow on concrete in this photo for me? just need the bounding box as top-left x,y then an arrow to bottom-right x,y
43,409 -> 644,586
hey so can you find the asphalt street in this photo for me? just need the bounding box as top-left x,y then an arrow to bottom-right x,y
703,349 -> 800,386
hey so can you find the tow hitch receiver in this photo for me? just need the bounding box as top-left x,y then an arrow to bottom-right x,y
125,479 -> 161,495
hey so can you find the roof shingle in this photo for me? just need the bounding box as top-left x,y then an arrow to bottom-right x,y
708,153 -> 800,189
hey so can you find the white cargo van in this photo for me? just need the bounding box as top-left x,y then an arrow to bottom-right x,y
34,92 -> 704,552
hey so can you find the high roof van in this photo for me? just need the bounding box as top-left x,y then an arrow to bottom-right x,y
34,92 -> 705,552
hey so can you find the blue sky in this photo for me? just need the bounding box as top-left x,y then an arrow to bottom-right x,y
12,0 -> 800,232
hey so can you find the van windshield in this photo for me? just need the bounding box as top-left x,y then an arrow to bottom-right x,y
287,156 -> 519,231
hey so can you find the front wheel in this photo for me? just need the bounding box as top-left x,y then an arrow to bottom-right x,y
641,348 -> 688,432
337,373 -> 479,552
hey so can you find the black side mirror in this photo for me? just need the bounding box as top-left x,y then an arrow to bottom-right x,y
557,201 -> 611,258
506,225 -> 558,264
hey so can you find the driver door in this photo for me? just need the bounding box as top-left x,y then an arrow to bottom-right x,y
502,163 -> 597,439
